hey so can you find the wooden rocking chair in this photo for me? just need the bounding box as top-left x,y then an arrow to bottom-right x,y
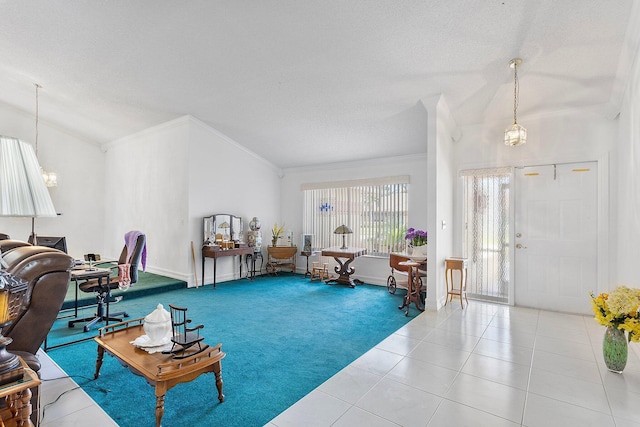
164,304 -> 209,359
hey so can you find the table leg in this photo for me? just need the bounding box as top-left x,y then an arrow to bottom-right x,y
213,257 -> 217,289
94,345 -> 105,379
155,394 -> 165,427
303,254 -> 311,278
11,389 -> 33,426
74,277 -> 79,317
214,361 -> 225,403
202,256 -> 205,289
325,257 -> 362,287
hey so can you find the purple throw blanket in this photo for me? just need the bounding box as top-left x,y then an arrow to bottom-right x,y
124,230 -> 146,271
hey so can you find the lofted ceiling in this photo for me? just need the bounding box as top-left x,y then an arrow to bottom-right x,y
0,1 -> 636,169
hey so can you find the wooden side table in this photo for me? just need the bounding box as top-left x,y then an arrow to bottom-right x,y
445,257 -> 468,308
397,261 -> 425,316
320,247 -> 367,287
266,246 -> 297,275
300,250 -> 313,278
0,357 -> 40,427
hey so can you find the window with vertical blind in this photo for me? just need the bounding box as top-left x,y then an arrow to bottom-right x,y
460,167 -> 511,303
301,176 -> 409,256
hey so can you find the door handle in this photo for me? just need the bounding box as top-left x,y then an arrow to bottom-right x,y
516,243 -> 527,249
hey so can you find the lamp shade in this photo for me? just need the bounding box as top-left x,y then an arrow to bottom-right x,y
333,225 -> 353,235
0,136 -> 56,217
334,225 -> 352,249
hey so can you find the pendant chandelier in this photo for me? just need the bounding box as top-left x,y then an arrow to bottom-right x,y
34,83 -> 57,187
504,58 -> 527,147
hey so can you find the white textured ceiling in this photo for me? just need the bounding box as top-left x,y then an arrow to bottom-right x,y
0,1 -> 635,168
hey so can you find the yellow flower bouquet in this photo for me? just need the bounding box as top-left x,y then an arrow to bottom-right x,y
590,286 -> 640,342
271,223 -> 285,246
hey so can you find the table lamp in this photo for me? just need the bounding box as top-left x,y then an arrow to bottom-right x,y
0,271 -> 29,385
219,222 -> 230,249
334,225 -> 353,249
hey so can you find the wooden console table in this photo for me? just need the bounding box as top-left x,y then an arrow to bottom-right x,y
266,246 -> 297,275
321,246 -> 367,287
202,245 -> 253,288
0,357 -> 40,427
94,319 -> 225,427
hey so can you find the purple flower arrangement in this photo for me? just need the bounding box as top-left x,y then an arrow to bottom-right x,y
405,227 -> 427,246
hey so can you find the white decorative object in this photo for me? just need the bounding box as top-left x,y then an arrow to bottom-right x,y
408,245 -> 428,262
143,303 -> 172,345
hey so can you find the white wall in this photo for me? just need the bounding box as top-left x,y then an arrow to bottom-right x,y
454,109 -> 616,296
187,117 -> 282,286
424,95 -> 458,309
0,101 -> 105,257
102,116 -> 282,287
615,45 -> 640,288
102,117 -> 190,278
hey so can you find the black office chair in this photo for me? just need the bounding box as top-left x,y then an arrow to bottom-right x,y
69,233 -> 146,331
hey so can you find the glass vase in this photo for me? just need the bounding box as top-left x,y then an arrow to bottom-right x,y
603,326 -> 627,373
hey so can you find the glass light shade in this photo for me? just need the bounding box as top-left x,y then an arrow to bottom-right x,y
0,136 -> 57,217
504,123 -> 527,147
42,169 -> 58,187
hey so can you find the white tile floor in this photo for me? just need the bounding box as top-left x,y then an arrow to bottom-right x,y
38,301 -> 640,426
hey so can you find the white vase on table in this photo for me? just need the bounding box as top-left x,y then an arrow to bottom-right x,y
408,244 -> 427,262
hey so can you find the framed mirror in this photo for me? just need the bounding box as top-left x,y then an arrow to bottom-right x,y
203,214 -> 244,244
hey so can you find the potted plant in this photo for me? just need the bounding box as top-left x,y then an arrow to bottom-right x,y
590,286 -> 640,373
405,227 -> 427,261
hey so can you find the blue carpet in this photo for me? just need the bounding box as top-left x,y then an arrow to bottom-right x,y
45,275 -> 414,427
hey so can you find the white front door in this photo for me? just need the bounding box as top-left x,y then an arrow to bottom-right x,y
514,162 -> 597,314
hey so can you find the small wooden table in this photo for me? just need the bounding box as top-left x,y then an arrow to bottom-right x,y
0,357 -> 40,427
266,246 -> 297,275
94,319 -> 225,427
397,261 -> 425,316
202,245 -> 253,288
321,247 -> 367,287
445,257 -> 468,308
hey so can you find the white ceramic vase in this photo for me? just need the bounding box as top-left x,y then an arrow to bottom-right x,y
408,244 -> 427,262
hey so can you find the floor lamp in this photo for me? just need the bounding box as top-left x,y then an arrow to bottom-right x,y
0,136 -> 57,244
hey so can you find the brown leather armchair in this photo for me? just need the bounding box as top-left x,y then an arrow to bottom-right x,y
1,245 -> 74,425
0,239 -> 32,256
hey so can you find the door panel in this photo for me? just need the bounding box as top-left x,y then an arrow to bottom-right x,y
514,162 -> 597,314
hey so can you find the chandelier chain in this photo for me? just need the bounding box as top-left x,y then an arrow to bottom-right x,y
513,63 -> 519,124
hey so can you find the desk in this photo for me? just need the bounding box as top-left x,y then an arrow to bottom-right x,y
202,246 -> 253,288
321,247 -> 367,288
397,261 -> 425,316
95,318 -> 225,427
0,357 -> 40,427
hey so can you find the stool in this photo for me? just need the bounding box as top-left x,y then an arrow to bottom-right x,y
445,257 -> 468,308
310,262 -> 329,281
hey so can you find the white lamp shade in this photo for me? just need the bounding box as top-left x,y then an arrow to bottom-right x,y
0,136 -> 57,217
